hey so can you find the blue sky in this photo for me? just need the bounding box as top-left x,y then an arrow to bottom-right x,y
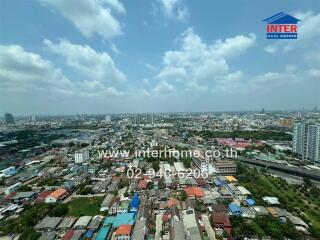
0,0 -> 319,115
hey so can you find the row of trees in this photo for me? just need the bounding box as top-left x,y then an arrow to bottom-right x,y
231,215 -> 304,239
1,203 -> 54,240
198,130 -> 292,141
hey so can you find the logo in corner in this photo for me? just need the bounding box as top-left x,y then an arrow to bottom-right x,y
263,12 -> 300,39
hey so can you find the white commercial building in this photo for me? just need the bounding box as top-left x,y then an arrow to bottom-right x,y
182,209 -> 202,240
293,123 -> 320,164
5,182 -> 22,195
74,149 -> 90,163
192,156 -> 214,175
105,115 -> 111,122
174,162 -> 185,173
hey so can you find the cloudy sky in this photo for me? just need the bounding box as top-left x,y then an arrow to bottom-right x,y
0,0 -> 319,115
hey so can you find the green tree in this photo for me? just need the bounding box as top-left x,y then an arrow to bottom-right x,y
152,160 -> 160,172
18,185 -> 32,191
50,204 -> 68,217
179,190 -> 188,201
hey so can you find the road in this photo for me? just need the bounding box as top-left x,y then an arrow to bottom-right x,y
238,157 -> 320,185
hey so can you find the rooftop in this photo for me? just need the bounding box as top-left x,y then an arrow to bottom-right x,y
115,224 -> 132,235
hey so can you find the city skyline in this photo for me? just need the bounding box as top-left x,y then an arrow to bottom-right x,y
1,108 -> 320,119
1,0 -> 320,115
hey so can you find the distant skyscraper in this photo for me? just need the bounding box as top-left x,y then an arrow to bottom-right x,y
146,113 -> 154,125
133,114 -> 142,125
314,106 -> 318,112
29,115 -> 37,122
293,123 -> 320,164
105,115 -> 111,122
162,113 -> 170,119
4,113 -> 14,124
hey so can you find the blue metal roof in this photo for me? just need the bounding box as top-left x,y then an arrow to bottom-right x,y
130,192 -> 139,210
213,179 -> 222,186
96,226 -> 111,240
84,230 -> 95,238
229,204 -> 243,214
103,216 -> 116,226
245,198 -> 256,206
113,213 -> 135,228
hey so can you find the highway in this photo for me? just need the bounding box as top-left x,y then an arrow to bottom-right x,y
237,157 -> 320,182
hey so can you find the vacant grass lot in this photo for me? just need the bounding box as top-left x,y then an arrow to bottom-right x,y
237,164 -> 320,238
66,197 -> 104,217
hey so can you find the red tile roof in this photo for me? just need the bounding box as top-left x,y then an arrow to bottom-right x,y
115,224 -> 132,236
167,197 -> 179,208
48,188 -> 67,199
4,192 -> 17,201
184,187 -> 205,198
162,211 -> 172,222
35,191 -> 52,203
62,229 -> 75,240
138,180 -> 147,189
212,212 -> 232,228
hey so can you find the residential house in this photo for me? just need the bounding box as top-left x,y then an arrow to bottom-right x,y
115,224 -> 132,240
45,188 -> 68,203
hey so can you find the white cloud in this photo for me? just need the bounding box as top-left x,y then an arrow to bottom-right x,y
111,43 -> 120,54
40,0 -> 125,39
159,0 -> 189,21
212,71 -> 245,93
264,45 -> 277,54
211,34 -> 257,59
285,65 -> 297,73
156,28 -> 256,94
249,70 -> 301,91
153,81 -> 176,94
157,66 -> 187,81
177,6 -> 189,21
163,28 -> 255,67
308,68 -> 320,77
79,81 -> 123,97
145,63 -> 156,71
295,11 -> 320,41
252,72 -> 282,84
0,43 -> 125,99
140,89 -> 151,96
103,0 -> 126,14
143,78 -> 150,84
0,44 -> 73,94
44,39 -> 126,83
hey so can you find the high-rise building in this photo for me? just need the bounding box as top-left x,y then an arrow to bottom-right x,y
146,113 -> 154,125
74,149 -> 90,163
277,118 -> 295,128
105,115 -> 111,122
293,123 -> 320,164
4,113 -> 14,124
133,114 -> 142,125
29,115 -> 37,122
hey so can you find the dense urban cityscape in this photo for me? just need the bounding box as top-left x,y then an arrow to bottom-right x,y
0,110 -> 320,240
1,0 -> 320,239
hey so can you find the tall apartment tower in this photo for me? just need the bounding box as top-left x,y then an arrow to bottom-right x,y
133,114 -> 142,125
4,113 -> 14,124
293,123 -> 320,164
146,113 -> 154,125
105,115 -> 111,122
